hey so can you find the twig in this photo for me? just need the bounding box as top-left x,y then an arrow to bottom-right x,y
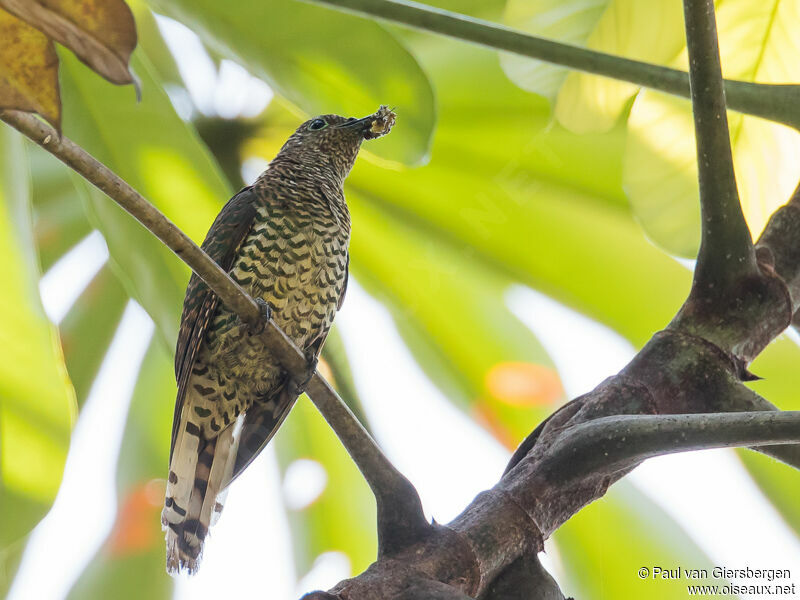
304,0 -> 800,131
682,0 -> 755,289
539,411 -> 800,483
721,388 -> 800,472
0,108 -> 430,552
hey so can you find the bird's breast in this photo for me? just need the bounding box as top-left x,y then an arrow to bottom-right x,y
229,202 -> 349,349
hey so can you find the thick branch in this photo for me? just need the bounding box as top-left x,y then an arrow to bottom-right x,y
540,411 -> 800,483
306,0 -> 800,131
484,554 -> 568,600
757,186 -> 800,311
682,0 -> 754,290
0,109 -> 430,552
665,3 -> 791,359
323,402 -> 800,598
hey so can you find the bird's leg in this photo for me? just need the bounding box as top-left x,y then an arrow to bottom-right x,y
287,349 -> 318,398
246,298 -> 272,335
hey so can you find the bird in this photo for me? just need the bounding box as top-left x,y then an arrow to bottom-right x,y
162,106 -> 396,575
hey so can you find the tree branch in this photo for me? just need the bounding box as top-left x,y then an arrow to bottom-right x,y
756,185 -> 800,311
0,109 -> 430,553
538,411 -> 800,483
681,0 -> 754,291
664,2 -> 792,360
484,554 -> 568,600
305,0 -> 800,131
755,186 -> 800,341
712,384 -> 800,472
318,393 -> 800,598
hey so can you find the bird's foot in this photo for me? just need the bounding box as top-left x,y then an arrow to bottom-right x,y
247,298 -> 272,335
287,350 -> 318,398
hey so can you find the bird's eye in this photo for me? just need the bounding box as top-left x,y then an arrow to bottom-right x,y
309,118 -> 327,130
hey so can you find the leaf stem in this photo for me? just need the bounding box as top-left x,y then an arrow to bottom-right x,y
305,0 -> 800,130
0,108 -> 430,552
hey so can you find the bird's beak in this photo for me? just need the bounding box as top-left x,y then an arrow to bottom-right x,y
337,105 -> 396,139
337,115 -> 374,133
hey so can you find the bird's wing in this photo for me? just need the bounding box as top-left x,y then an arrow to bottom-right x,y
230,382 -> 296,485
171,186 -> 258,459
231,222 -> 348,484
337,253 -> 349,311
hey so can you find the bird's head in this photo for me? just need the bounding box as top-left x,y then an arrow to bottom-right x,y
273,105 -> 396,184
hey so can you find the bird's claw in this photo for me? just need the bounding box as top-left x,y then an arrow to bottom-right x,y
247,298 -> 272,335
288,351 -> 318,397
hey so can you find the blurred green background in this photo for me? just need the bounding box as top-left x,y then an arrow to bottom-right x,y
1,0 -> 799,598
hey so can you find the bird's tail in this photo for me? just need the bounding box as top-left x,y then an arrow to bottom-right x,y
162,405 -> 240,575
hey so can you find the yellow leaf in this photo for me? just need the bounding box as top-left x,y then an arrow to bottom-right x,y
0,0 -> 136,85
0,8 -> 60,131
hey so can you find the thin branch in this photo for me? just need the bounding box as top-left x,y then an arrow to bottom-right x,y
304,0 -> 800,131
0,109 -> 430,552
682,0 -> 755,288
539,411 -> 800,483
720,387 -> 800,471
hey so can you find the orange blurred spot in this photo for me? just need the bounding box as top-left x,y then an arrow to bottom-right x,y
472,403 -> 519,451
108,479 -> 165,557
317,357 -> 335,384
485,362 -> 563,407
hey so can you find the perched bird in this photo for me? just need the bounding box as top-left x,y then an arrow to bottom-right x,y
162,106 -> 396,574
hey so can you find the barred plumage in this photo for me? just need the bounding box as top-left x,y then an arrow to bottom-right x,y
162,107 -> 395,574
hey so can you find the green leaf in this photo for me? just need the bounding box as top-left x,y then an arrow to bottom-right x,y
555,481 -> 732,599
59,47 -> 231,349
625,93 -> 800,258
67,339 -> 174,600
274,395 -> 377,577
501,0 -> 608,101
1,538 -> 25,597
344,43 -> 690,349
501,0 -> 685,133
129,1 -> 184,88
59,264 -> 129,407
117,339 -> 176,483
149,0 -> 435,165
320,326 -> 373,435
0,125 -> 76,549
553,0 -> 684,133
349,196 -> 564,446
624,0 -> 800,257
28,145 -> 93,272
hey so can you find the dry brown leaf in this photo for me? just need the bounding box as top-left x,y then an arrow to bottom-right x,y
0,0 -> 137,85
0,8 -> 60,131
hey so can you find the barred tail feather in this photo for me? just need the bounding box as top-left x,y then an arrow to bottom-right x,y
162,403 -> 240,575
